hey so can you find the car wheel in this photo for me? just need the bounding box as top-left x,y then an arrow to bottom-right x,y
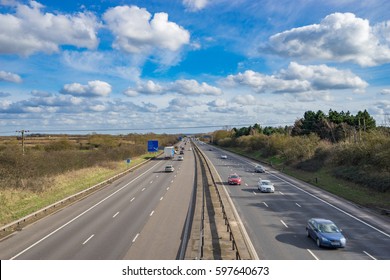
316,238 -> 321,247
306,229 -> 310,237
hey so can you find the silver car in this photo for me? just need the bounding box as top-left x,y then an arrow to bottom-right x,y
165,165 -> 174,172
255,165 -> 265,173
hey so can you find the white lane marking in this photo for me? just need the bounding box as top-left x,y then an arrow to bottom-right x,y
141,187 -> 146,192
279,191 -> 284,195
10,160 -> 163,260
150,211 -> 154,216
295,203 -> 302,208
160,197 -> 164,201
132,233 -> 139,243
82,234 -> 94,245
253,191 -> 257,195
263,202 -> 268,207
113,212 -> 119,218
150,181 -> 153,184
166,187 -> 170,190
245,183 -> 248,187
269,172 -> 390,238
280,220 -> 288,228
171,180 -> 174,183
307,249 -> 319,260
363,251 -> 377,260
130,197 -> 135,202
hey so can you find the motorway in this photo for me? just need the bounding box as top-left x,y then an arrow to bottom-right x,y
0,142 -> 195,260
195,141 -> 390,260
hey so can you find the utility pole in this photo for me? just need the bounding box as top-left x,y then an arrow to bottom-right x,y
16,129 -> 29,155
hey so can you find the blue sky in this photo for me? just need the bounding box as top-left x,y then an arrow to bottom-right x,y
0,0 -> 389,135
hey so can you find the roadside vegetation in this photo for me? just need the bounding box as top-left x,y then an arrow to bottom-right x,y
0,133 -> 178,226
208,109 -> 390,211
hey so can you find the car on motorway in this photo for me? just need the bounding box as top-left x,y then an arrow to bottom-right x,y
177,155 -> 184,161
220,155 -> 227,159
228,174 -> 242,185
257,179 -> 275,193
306,218 -> 346,248
254,165 -> 266,173
165,165 -> 175,172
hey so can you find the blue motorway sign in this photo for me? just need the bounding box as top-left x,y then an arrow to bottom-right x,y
147,140 -> 159,152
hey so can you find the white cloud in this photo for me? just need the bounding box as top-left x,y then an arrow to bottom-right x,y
232,94 -> 258,106
61,80 -> 112,97
223,62 -> 367,94
263,12 -> 390,66
207,98 -> 228,107
103,6 -> 190,54
380,89 -> 390,95
0,1 -> 100,56
124,79 -> 222,97
183,0 -> 209,11
170,79 -> 223,96
0,70 -> 22,83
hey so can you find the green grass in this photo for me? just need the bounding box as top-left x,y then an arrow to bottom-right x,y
0,154 -> 153,227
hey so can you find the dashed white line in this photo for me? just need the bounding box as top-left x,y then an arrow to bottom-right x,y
280,220 -> 288,228
245,183 -> 248,187
150,181 -> 153,184
166,187 -> 170,190
263,202 -> 269,207
113,212 -> 119,218
141,187 -> 146,192
82,234 -> 94,245
130,197 -> 135,202
279,191 -> 284,195
363,251 -> 377,260
150,211 -> 154,216
307,249 -> 319,260
295,203 -> 302,208
160,197 -> 164,201
253,191 -> 257,195
132,233 -> 139,243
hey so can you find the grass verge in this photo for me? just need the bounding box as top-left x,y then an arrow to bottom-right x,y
0,154 -> 154,227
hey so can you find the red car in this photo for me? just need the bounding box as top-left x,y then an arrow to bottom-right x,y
228,174 -> 242,185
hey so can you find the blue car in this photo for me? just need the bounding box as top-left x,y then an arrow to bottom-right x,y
306,218 -> 346,248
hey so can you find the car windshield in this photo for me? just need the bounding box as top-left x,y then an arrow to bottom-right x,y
262,181 -> 271,185
230,175 -> 239,178
318,223 -> 340,233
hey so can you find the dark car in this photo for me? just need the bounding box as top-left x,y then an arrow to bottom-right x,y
306,218 -> 346,248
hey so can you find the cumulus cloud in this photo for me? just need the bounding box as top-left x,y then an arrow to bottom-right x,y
61,80 -> 112,97
183,0 -> 209,11
124,79 -> 222,97
0,1 -> 100,56
170,79 -> 223,96
103,5 -> 190,54
380,89 -> 390,95
232,94 -> 258,106
223,62 -> 367,94
207,98 -> 228,107
262,12 -> 390,66
0,70 -> 22,83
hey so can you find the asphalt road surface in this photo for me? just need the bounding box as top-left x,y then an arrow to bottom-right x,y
196,141 -> 390,260
0,143 -> 195,260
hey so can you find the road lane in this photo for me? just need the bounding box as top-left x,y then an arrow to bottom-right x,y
196,141 -> 390,260
0,144 -> 196,260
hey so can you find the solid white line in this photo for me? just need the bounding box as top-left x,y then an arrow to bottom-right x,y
263,202 -> 268,207
132,233 -> 139,243
307,249 -> 319,260
113,212 -> 119,218
10,160 -> 162,260
280,220 -> 288,228
295,203 -> 302,208
150,211 -> 154,216
130,197 -> 135,202
269,172 -> 390,238
82,234 -> 94,245
363,251 -> 377,260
